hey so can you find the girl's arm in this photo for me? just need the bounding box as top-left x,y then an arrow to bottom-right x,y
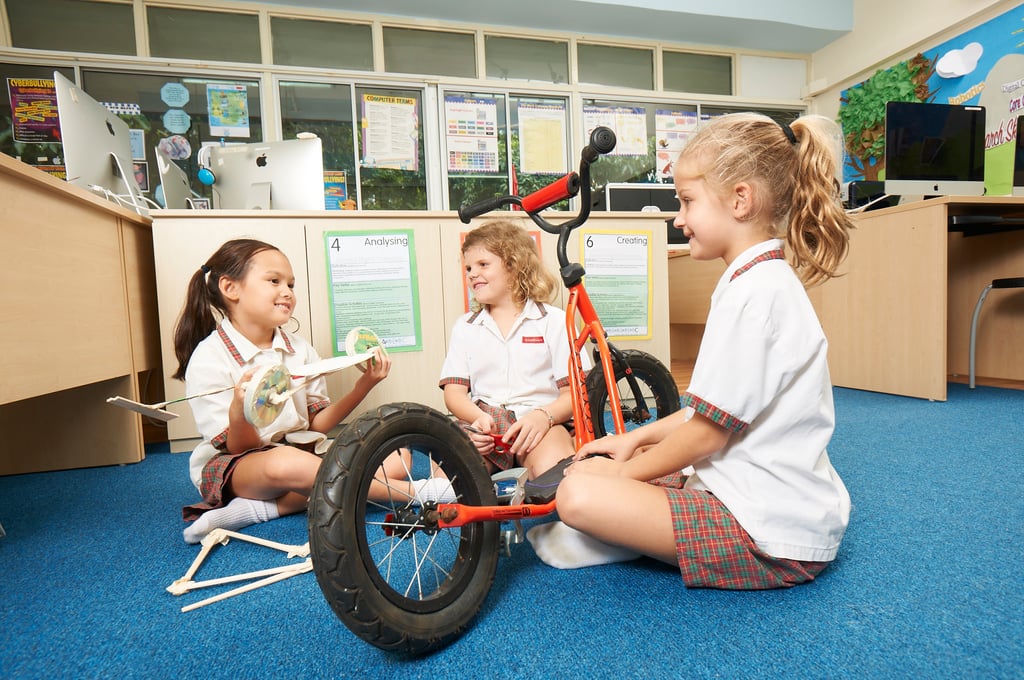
506,385 -> 574,456
576,406 -> 692,460
443,383 -> 496,453
619,412 -> 728,481
571,410 -> 728,480
310,348 -> 390,433
443,383 -> 488,426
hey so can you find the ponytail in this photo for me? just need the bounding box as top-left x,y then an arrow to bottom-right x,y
171,239 -> 278,380
787,117 -> 854,286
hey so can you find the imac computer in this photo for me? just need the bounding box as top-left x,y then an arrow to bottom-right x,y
154,147 -> 193,209
604,183 -> 679,212
1013,115 -> 1024,197
52,70 -> 146,213
208,137 -> 325,210
884,101 -> 985,198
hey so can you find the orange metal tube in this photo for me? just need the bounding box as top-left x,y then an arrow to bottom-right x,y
436,501 -> 557,529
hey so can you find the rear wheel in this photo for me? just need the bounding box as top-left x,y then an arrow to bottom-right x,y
309,402 -> 500,654
586,349 -> 680,437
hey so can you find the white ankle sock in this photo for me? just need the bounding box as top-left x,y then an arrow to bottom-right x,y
411,478 -> 457,504
183,497 -> 280,544
527,520 -> 640,569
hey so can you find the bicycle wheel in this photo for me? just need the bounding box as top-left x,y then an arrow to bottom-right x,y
309,402 -> 500,654
587,349 -> 680,437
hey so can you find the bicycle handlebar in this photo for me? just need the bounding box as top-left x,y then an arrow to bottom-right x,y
457,126 -> 617,235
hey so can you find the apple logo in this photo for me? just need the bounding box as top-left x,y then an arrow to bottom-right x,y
256,154 -> 268,167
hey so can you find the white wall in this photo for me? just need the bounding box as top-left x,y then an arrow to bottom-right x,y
808,0 -> 1012,120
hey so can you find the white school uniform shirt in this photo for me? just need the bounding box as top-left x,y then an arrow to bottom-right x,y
439,300 -> 592,419
684,238 -> 851,562
184,319 -> 330,490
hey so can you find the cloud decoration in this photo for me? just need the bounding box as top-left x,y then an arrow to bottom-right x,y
936,42 -> 984,79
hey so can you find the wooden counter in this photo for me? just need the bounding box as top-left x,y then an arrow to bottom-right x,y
809,196 -> 1024,401
0,153 -> 160,474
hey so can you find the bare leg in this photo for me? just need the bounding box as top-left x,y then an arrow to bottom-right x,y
528,472 -> 678,568
521,425 -> 575,479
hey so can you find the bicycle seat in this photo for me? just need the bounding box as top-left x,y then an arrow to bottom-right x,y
523,456 -> 574,503
523,453 -> 612,503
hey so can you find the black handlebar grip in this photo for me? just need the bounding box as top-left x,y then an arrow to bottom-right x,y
589,126 -> 617,155
458,196 -> 508,224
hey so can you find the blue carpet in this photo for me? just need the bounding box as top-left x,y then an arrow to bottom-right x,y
1,384 -> 1021,678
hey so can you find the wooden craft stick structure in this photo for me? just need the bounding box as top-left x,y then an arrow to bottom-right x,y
168,528 -> 312,612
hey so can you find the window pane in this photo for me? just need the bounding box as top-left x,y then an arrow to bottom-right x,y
584,99 -> 697,205
510,95 -> 570,203
382,27 -> 475,78
80,70 -> 263,205
280,81 -> 356,209
700,105 -> 800,125
485,37 -> 568,84
271,18 -> 373,71
444,91 -> 507,211
578,44 -> 653,90
355,87 -> 426,210
0,63 -> 77,175
148,7 -> 261,64
7,0 -> 135,55
664,52 -> 732,96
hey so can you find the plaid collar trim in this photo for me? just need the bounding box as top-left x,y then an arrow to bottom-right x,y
465,300 -> 548,325
730,249 -> 785,281
217,321 -> 295,367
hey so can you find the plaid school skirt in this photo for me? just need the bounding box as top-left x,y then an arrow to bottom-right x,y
654,471 -> 829,589
455,401 -> 519,471
181,445 -> 276,522
454,400 -> 576,471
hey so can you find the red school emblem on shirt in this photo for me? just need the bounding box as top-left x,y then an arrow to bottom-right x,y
522,336 -> 544,344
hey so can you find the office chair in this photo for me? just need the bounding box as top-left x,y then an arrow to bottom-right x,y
969,277 -> 1024,388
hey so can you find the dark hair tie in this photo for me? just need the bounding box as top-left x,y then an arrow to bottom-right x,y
779,122 -> 798,146
200,264 -> 211,275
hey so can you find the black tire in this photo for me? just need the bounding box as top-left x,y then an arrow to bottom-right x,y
308,402 -> 500,654
586,349 -> 680,437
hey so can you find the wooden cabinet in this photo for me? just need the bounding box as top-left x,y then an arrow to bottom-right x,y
0,153 -> 160,474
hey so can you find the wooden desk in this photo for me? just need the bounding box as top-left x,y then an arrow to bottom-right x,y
667,247 -> 725,364
0,153 -> 160,474
809,196 -> 1024,401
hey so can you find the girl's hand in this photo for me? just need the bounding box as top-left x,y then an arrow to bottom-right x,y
467,414 -> 496,454
357,347 -> 391,387
574,432 -> 635,462
565,453 -> 623,478
505,409 -> 551,459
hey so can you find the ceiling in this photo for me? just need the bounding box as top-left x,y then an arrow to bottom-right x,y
230,0 -> 853,54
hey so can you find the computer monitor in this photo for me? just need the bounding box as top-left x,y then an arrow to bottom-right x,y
1012,115 -> 1024,197
52,70 -> 146,212
883,101 -> 985,198
208,137 -> 325,210
604,183 -> 679,212
154,147 -> 193,209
